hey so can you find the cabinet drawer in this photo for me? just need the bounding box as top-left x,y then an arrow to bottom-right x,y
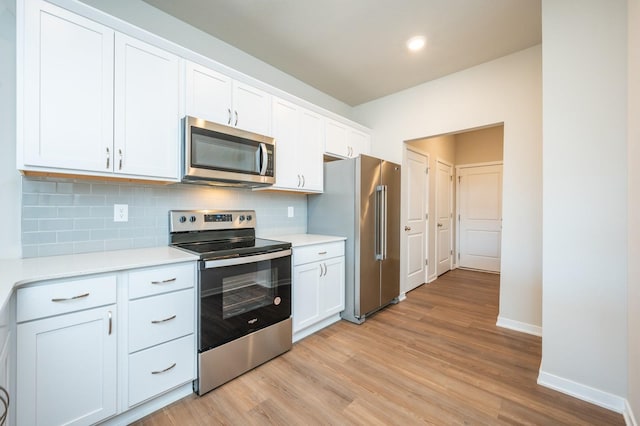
129,263 -> 194,299
293,241 -> 345,266
17,275 -> 116,322
128,288 -> 195,353
128,334 -> 195,407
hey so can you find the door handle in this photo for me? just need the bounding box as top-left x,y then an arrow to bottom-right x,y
258,143 -> 268,176
404,226 -> 411,231
437,223 -> 443,227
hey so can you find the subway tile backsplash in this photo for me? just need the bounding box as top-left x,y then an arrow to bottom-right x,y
21,177 -> 307,258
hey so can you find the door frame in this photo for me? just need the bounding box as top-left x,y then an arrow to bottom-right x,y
400,144 -> 430,299
455,161 -> 503,271
435,158 -> 454,277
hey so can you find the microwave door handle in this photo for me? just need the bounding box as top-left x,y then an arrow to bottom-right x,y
259,143 -> 268,176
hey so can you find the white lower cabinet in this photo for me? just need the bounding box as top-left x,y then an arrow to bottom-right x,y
15,261 -> 196,426
17,299 -> 117,426
126,263 -> 196,409
128,334 -> 195,407
292,241 -> 345,342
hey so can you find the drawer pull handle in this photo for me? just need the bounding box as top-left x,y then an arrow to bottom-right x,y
151,363 -> 176,375
318,251 -> 327,255
108,311 -> 112,335
150,278 -> 177,285
151,314 -> 177,324
51,292 -> 90,302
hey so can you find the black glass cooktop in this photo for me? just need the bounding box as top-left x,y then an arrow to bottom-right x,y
173,237 -> 290,260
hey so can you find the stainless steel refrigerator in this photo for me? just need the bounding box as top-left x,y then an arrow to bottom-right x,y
308,154 -> 401,324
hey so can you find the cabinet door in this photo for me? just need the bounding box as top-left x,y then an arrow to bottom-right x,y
349,129 -> 371,157
232,81 -> 271,135
17,306 -> 117,426
22,0 -> 114,172
320,256 -> 346,316
185,61 -> 233,126
299,108 -> 324,192
292,262 -> 322,332
324,119 -> 350,158
271,97 -> 300,189
114,34 -> 181,180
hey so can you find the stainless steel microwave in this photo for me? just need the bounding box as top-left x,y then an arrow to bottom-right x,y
182,116 -> 275,187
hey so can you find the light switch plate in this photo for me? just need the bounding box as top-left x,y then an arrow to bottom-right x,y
114,204 -> 128,222
287,206 -> 294,218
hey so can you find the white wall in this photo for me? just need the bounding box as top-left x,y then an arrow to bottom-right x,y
0,0 -> 21,259
353,46 -> 543,332
78,0 -> 352,119
541,0 -> 628,407
628,0 -> 640,419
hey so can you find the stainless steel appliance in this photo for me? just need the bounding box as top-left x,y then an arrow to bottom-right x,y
169,210 -> 292,395
182,116 -> 275,187
308,154 -> 401,324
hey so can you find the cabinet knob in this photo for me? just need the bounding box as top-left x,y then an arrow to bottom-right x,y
404,226 -> 411,231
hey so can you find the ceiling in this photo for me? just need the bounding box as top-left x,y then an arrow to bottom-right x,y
142,0 -> 541,106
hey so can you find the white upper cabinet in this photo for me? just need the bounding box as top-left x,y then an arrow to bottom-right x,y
114,34 -> 181,179
185,61 -> 272,136
20,0 -> 181,181
324,118 -> 371,159
270,97 -> 323,193
185,61 -> 232,125
22,0 -> 114,173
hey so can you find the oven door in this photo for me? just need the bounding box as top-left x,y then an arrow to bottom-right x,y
198,249 -> 291,351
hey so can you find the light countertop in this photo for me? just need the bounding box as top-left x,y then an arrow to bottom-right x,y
269,233 -> 346,247
0,246 -> 199,311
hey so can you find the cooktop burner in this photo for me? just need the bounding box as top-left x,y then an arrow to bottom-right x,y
169,210 -> 291,260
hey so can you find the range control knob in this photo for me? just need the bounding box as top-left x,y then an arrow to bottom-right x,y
179,216 -> 187,223
239,215 -> 246,221
246,214 -> 253,221
189,216 -> 197,223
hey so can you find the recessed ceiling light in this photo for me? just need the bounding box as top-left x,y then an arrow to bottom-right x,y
406,35 -> 426,52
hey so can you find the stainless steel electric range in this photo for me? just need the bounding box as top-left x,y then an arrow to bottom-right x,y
169,210 -> 292,395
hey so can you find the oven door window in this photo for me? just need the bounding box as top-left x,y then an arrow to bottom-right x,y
199,254 -> 291,351
222,268 -> 277,319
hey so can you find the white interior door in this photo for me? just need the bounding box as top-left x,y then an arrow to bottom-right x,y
436,160 -> 453,276
404,149 -> 428,292
458,164 -> 503,272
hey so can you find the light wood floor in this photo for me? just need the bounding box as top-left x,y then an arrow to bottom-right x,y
133,269 -> 624,425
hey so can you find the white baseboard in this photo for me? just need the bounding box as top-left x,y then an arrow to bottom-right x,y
538,370 -> 627,414
102,383 -> 193,425
397,292 -> 407,302
496,316 -> 542,336
292,314 -> 341,343
625,399 -> 638,426
427,273 -> 437,283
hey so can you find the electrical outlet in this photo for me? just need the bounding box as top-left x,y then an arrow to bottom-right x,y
114,204 -> 128,222
287,206 -> 294,218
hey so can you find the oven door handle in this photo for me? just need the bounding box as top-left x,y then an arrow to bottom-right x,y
203,248 -> 291,269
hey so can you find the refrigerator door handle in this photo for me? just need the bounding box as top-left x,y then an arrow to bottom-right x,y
375,185 -> 387,260
382,184 -> 388,260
